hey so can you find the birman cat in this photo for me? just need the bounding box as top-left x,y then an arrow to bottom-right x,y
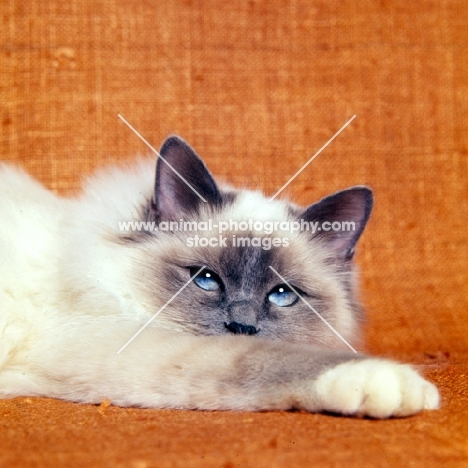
0,136 -> 439,418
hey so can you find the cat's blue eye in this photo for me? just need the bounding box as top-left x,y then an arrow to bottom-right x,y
190,267 -> 221,291
268,284 -> 299,307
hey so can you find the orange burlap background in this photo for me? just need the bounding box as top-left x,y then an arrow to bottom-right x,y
1,1 -> 467,466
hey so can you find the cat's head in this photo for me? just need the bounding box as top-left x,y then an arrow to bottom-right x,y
132,136 -> 373,350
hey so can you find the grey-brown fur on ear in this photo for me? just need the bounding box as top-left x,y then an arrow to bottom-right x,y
148,135 -> 223,222
301,187 -> 373,260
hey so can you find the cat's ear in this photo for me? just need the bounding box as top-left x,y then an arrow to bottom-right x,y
301,187 -> 373,261
149,136 -> 222,221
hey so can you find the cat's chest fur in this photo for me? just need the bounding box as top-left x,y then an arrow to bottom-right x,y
0,136 -> 439,418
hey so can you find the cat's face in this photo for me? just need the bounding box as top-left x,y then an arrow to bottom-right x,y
130,136 -> 372,350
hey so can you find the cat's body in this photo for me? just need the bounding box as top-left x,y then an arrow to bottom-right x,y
0,137 -> 438,417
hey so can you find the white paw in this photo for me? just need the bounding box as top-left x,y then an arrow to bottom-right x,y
314,359 -> 439,418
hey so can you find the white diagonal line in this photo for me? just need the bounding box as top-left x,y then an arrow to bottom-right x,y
117,267 -> 205,354
268,115 -> 356,202
268,266 -> 357,353
118,114 -> 207,202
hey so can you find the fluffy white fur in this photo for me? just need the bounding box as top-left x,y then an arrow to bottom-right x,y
314,360 -> 440,418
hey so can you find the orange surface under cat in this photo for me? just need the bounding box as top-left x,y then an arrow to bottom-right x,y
1,0 -> 467,466
0,363 -> 467,467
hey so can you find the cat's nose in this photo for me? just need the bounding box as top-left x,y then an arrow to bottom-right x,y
224,321 -> 258,335
226,299 -> 258,331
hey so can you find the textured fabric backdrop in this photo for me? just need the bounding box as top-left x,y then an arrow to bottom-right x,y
1,1 -> 467,467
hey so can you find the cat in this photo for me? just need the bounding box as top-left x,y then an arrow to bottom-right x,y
0,135 -> 439,418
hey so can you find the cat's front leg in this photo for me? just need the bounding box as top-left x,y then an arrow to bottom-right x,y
7,321 -> 438,418
164,337 -> 440,418
104,335 -> 440,417
311,359 -> 439,418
